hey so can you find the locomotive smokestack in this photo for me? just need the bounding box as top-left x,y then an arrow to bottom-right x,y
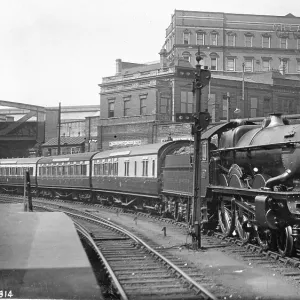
267,113 -> 285,127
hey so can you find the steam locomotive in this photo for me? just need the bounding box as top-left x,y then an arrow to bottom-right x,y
1,113 -> 300,257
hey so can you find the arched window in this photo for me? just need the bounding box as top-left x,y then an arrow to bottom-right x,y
244,32 -> 254,47
196,30 -> 206,45
210,30 -> 219,46
183,29 -> 191,45
262,33 -> 272,48
209,52 -> 219,70
226,31 -> 236,47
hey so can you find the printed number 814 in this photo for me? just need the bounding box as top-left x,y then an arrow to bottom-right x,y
0,290 -> 13,298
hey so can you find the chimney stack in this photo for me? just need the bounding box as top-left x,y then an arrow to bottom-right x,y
159,48 -> 167,68
116,59 -> 122,75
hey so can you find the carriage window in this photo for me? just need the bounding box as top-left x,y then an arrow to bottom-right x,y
70,165 -> 74,175
124,161 -> 129,176
142,160 -> 148,177
82,164 -> 87,176
152,160 -> 155,177
76,165 -> 81,175
201,141 -> 208,161
104,162 -> 109,175
113,161 -> 118,176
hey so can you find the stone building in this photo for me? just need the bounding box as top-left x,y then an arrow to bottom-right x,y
165,10 -> 300,74
98,10 -> 300,150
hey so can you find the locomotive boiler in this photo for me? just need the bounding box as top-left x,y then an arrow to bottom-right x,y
218,113 -> 300,191
209,113 -> 300,257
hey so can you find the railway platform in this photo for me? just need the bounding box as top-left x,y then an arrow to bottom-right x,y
0,203 -> 103,299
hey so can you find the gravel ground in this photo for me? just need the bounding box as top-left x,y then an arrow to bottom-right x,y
85,207 -> 300,300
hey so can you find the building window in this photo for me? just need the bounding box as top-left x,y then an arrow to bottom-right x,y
108,100 -> 115,118
262,59 -> 271,71
180,91 -> 194,113
226,57 -> 236,71
250,97 -> 257,118
280,38 -> 288,49
245,35 -> 253,47
182,51 -> 191,61
123,96 -> 131,116
262,36 -> 270,48
208,93 -> 216,123
227,34 -> 236,46
140,94 -> 147,115
222,95 -> 228,119
244,58 -> 253,72
279,59 -> 288,74
142,160 -> 148,176
183,31 -> 190,44
210,32 -> 218,45
134,161 -> 137,176
297,60 -> 300,73
196,33 -> 205,45
160,96 -> 168,114
211,57 -> 217,70
264,97 -> 271,115
124,161 -> 129,176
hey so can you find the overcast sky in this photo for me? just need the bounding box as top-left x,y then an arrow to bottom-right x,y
0,0 -> 298,108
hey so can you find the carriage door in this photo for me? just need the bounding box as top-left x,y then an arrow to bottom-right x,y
200,140 -> 209,197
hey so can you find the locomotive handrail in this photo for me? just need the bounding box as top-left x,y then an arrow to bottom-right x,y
212,141 -> 300,153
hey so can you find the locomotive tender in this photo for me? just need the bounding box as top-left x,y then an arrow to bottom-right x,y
1,113 -> 300,256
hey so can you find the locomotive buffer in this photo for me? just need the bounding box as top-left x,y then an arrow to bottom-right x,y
192,47 -> 211,248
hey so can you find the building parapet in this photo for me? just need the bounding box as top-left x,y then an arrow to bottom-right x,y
101,67 -> 174,84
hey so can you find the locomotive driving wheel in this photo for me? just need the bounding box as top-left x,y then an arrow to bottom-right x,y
217,174 -> 235,236
276,226 -> 294,257
229,171 -> 253,243
218,200 -> 235,236
235,207 -> 252,244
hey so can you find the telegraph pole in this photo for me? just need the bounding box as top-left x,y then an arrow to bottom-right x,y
192,47 -> 211,249
58,102 -> 61,155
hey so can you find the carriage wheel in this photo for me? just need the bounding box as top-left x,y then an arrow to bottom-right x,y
276,226 -> 294,257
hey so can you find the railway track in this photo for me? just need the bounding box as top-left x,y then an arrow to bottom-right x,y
5,194 -> 300,293
2,196 -> 216,300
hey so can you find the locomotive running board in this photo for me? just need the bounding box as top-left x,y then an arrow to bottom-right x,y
207,185 -> 300,200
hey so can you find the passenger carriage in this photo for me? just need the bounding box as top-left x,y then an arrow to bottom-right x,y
91,141 -> 190,209
0,157 -> 40,193
36,152 -> 97,200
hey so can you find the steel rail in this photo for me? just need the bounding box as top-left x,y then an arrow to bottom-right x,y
73,220 -> 129,300
34,204 -> 129,300
47,206 -> 217,300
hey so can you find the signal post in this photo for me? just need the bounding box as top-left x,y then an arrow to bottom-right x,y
192,47 -> 211,249
175,47 -> 211,249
